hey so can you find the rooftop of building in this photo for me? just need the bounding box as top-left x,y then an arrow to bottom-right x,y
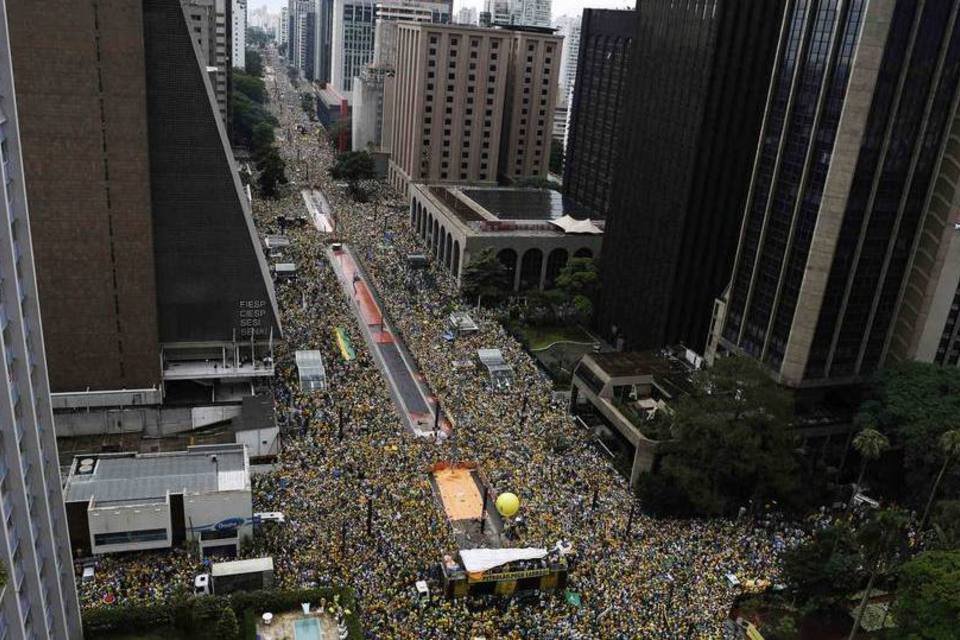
582,347 -> 700,396
63,444 -> 249,506
419,185 -> 603,235
396,21 -> 560,39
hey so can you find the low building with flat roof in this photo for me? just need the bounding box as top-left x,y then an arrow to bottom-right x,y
409,185 -> 602,290
570,350 -> 698,487
64,444 -> 253,557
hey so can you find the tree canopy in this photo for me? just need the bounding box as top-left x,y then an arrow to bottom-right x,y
330,151 -> 375,183
639,356 -> 801,516
857,362 -> 960,502
461,248 -> 509,305
889,550 -> 960,639
246,26 -> 273,48
234,72 -> 267,104
244,49 -> 264,77
781,523 -> 863,612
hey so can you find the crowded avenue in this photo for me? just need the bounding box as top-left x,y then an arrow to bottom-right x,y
74,51 -> 810,639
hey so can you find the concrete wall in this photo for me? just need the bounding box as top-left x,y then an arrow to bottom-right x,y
88,501 -> 172,554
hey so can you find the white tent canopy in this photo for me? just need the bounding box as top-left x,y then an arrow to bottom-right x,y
295,350 -> 327,391
458,547 -> 548,573
550,215 -> 603,235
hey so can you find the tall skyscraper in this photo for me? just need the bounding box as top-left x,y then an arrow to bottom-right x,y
314,0 -> 334,85
233,0 -> 247,69
597,0 -> 785,355
331,0 -> 376,93
715,0 -> 960,387
485,0 -> 550,28
457,6 -> 478,25
295,0 -> 317,78
279,6 -> 290,46
555,14 -> 579,107
0,2 -> 83,636
387,23 -> 561,194
562,8 -> 635,217
6,1 -> 280,428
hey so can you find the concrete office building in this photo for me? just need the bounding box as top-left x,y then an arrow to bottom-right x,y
182,0 -> 232,125
597,0 -> 784,355
0,4 -> 83,637
457,6 -> 477,25
376,0 -> 451,24
408,185 -> 601,290
7,1 -> 280,433
562,9 -> 636,217
351,3 -> 451,152
484,0 -> 549,28
714,0 -> 960,388
63,445 -> 253,557
387,23 -> 561,194
233,0 -> 247,70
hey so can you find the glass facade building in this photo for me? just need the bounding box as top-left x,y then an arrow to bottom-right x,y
562,9 -> 636,218
597,0 -> 785,353
718,0 -> 960,386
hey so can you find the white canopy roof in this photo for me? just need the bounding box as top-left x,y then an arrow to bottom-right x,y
550,215 -> 603,235
459,547 -> 548,573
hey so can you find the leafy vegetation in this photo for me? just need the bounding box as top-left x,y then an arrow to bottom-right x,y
83,587 -> 362,640
461,248 -> 509,307
549,138 -> 564,174
856,362 -> 960,504
244,49 -> 264,77
638,356 -> 802,517
245,27 -> 272,48
889,550 -> 960,639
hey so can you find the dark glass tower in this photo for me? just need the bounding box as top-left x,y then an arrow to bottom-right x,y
597,0 -> 785,353
717,0 -> 960,387
562,9 -> 637,217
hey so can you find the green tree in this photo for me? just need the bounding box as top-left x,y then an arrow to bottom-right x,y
851,426 -> 889,502
551,257 -> 599,321
639,356 -> 800,516
257,148 -> 287,198
889,550 -> 960,640
244,48 -> 265,77
330,151 -> 375,183
231,91 -> 277,145
931,500 -> 960,550
461,248 -> 509,307
857,363 -> 960,502
549,138 -> 564,174
301,92 -> 316,118
781,523 -> 863,612
246,26 -> 273,48
919,429 -> 960,534
216,606 -> 239,640
848,508 -> 909,640
234,71 -> 268,103
251,122 -> 276,157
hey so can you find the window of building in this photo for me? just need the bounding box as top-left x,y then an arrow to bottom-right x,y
94,529 -> 167,546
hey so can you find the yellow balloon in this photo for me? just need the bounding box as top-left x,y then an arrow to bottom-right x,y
496,492 -> 520,518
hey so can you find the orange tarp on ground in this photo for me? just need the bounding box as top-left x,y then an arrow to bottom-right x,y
434,467 -> 483,521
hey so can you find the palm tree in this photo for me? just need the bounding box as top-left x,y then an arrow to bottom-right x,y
851,428 -> 889,504
918,429 -> 960,533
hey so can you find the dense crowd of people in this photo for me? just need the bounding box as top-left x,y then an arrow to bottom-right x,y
76,50 -> 812,638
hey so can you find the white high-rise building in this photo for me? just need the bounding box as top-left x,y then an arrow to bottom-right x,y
512,0 -> 550,27
0,2 -> 83,638
279,6 -> 289,46
456,6 -> 477,25
331,0 -> 376,94
486,0 -> 550,28
232,0 -> 247,69
555,13 -> 580,149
